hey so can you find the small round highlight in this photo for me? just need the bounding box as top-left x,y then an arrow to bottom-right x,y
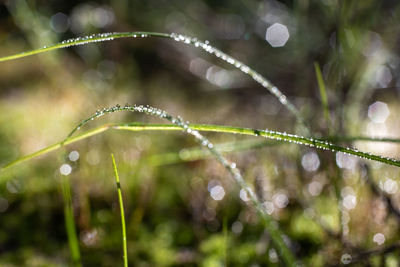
60,164 -> 72,176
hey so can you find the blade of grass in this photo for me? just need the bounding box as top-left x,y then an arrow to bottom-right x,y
111,154 -> 128,267
314,62 -> 343,239
314,62 -> 331,133
0,31 -> 310,135
115,123 -> 400,168
2,122 -> 400,173
61,176 -> 82,267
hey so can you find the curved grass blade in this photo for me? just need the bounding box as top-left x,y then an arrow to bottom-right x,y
111,154 -> 128,267
2,123 -> 400,173
0,31 -> 309,135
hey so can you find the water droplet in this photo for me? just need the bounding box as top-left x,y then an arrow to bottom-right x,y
239,189 -> 249,202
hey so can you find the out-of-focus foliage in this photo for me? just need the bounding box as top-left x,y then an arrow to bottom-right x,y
1,0 -> 400,266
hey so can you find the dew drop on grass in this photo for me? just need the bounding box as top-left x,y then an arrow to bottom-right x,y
262,201 -> 275,215
269,248 -> 279,263
239,189 -> 250,202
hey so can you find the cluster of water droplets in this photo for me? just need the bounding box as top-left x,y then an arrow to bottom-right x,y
51,32 -> 150,50
256,129 -> 400,167
170,32 -> 308,134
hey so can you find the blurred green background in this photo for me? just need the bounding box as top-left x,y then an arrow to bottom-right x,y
1,0 -> 400,266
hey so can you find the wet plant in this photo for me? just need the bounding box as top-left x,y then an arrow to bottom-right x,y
2,31 -> 400,266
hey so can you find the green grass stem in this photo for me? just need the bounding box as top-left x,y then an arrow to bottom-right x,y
111,154 -> 128,267
2,122 -> 400,174
314,62 -> 331,133
223,216 -> 228,266
61,177 -> 82,267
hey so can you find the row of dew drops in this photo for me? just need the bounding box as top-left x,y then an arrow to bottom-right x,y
43,31 -> 290,109
257,129 -> 400,167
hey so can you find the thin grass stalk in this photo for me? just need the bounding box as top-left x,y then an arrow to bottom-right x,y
111,154 -> 128,267
2,123 -> 400,174
314,62 -> 344,238
314,61 -> 332,134
223,215 -> 228,266
61,176 -> 82,267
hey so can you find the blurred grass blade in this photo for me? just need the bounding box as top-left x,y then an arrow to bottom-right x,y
147,139 -> 278,166
111,154 -> 128,267
314,61 -> 331,132
61,177 -> 82,267
223,216 -> 228,266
